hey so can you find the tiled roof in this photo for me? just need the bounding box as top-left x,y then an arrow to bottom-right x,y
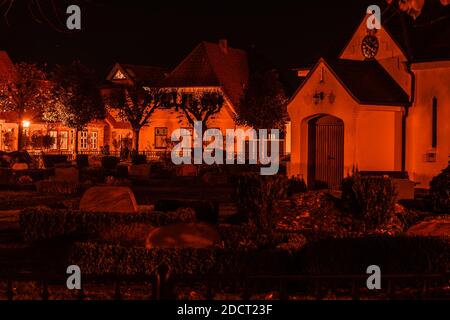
326,59 -> 410,106
120,64 -> 169,85
0,51 -> 17,82
160,41 -> 249,105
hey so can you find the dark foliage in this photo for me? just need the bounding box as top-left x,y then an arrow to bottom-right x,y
101,156 -> 119,170
341,174 -> 397,232
232,172 -> 288,233
19,206 -> 196,242
300,236 -> 450,275
429,164 -> 450,213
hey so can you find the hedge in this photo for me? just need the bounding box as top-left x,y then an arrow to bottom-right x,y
69,242 -> 296,277
19,206 -> 196,242
68,235 -> 450,278
300,236 -> 450,275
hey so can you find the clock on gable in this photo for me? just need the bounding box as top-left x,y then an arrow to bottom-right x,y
361,35 -> 379,60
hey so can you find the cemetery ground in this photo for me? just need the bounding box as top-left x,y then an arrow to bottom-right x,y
0,155 -> 449,300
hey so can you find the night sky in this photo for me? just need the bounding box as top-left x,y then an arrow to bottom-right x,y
0,0 -> 434,75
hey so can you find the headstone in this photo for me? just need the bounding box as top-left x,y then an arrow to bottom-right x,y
129,164 -> 150,179
55,167 -> 79,183
406,219 -> 450,237
393,179 -> 415,200
176,164 -> 198,177
79,186 -> 139,213
11,163 -> 29,171
146,222 -> 221,249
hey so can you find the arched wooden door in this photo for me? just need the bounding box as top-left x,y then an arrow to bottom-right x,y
307,115 -> 344,189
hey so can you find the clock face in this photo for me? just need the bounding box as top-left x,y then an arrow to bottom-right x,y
361,35 -> 379,60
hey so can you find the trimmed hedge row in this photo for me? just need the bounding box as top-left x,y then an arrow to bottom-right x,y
300,236 -> 450,275
69,242 -> 295,277
69,235 -> 450,277
19,206 -> 196,242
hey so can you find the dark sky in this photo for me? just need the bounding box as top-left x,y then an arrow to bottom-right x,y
0,0 -> 402,75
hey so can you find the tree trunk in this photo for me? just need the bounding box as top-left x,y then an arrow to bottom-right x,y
133,128 -> 140,153
74,128 -> 79,155
17,121 -> 23,151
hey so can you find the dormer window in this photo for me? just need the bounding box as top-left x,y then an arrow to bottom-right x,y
113,70 -> 127,80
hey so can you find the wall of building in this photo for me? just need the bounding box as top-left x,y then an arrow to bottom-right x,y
407,62 -> 450,187
339,17 -> 412,95
288,60 -> 404,183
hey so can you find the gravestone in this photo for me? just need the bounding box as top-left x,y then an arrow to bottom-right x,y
407,219 -> 450,237
146,222 -> 220,249
11,163 -> 29,171
79,186 -> 139,213
55,166 -> 79,183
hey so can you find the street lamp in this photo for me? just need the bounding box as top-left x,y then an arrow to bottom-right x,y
22,120 -> 31,128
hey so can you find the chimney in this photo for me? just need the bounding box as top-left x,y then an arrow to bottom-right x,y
219,39 -> 228,54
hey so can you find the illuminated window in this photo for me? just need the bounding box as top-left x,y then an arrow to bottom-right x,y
113,70 -> 127,80
49,131 -> 58,150
60,131 -> 69,150
80,131 -> 88,150
90,132 -> 98,150
154,127 -> 168,149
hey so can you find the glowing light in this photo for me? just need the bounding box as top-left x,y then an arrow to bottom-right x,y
22,120 -> 31,128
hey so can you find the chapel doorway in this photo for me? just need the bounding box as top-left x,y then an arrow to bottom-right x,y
307,115 -> 344,189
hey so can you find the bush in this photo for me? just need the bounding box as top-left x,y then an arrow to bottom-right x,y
19,206 -> 196,242
341,174 -> 397,232
300,236 -> 450,275
429,164 -> 450,213
232,172 -> 288,232
287,175 -> 307,196
101,156 -> 119,170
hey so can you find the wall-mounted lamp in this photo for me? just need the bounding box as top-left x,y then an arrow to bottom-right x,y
313,91 -> 325,105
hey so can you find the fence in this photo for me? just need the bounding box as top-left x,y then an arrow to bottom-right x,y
1,270 -> 448,300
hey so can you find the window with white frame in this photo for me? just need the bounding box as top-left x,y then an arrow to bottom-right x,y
49,131 -> 58,150
80,131 -> 88,150
60,131 -> 69,150
90,132 -> 98,150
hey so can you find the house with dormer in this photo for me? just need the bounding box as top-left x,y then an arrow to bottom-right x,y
104,40 -> 250,154
288,12 -> 450,189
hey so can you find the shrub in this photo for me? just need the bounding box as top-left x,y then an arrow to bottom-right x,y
429,164 -> 450,213
300,236 -> 450,275
287,175 -> 307,196
19,206 -> 196,242
101,156 -> 120,170
232,172 -> 288,233
341,174 -> 397,232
